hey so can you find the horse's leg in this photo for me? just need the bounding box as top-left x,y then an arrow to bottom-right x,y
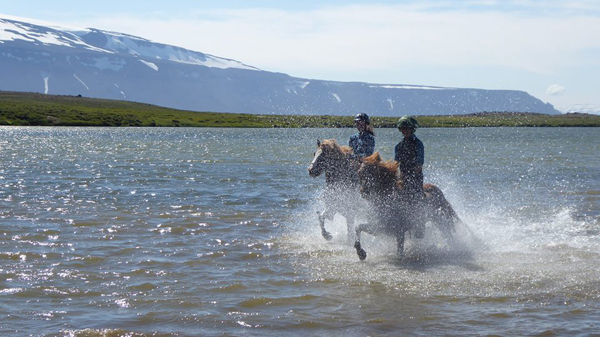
346,215 -> 355,243
396,229 -> 408,256
354,223 -> 378,261
318,209 -> 334,240
413,217 -> 426,239
437,211 -> 455,240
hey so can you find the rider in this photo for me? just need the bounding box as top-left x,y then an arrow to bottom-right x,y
394,115 -> 424,195
349,113 -> 375,160
394,115 -> 425,238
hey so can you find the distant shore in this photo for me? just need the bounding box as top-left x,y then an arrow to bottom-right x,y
1,91 -> 599,127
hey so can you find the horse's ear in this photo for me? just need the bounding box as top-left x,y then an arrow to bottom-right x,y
317,139 -> 321,147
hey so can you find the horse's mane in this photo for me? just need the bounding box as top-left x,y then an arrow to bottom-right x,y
361,152 -> 404,190
362,152 -> 399,173
320,139 -> 353,156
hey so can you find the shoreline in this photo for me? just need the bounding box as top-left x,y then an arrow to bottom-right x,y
2,91 -> 599,128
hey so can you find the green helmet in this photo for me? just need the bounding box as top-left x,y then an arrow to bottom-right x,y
397,115 -> 419,130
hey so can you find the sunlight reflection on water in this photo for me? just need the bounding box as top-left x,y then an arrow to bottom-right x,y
0,126 -> 598,336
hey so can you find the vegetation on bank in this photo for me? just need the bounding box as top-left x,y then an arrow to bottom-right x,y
1,91 -> 599,127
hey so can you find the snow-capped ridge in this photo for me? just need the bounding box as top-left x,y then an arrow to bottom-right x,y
370,84 -> 454,90
0,17 -> 111,53
0,14 -> 560,115
1,15 -> 259,71
76,28 -> 260,71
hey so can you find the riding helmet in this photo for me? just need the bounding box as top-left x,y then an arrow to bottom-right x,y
397,115 -> 419,130
354,113 -> 370,124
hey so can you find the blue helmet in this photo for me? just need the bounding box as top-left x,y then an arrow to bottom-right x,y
354,113 -> 370,124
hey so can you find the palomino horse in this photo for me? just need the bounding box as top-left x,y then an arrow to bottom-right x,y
353,152 -> 460,260
308,139 -> 363,241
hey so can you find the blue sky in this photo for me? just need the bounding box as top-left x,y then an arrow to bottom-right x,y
2,0 -> 599,113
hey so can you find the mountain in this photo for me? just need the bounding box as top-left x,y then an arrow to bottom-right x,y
0,16 -> 560,115
560,104 -> 600,115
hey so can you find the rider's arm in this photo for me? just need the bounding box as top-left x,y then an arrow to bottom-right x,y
349,135 -> 358,159
416,140 -> 424,166
364,134 -> 375,157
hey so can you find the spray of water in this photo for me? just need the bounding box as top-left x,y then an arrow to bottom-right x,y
280,173 -> 600,300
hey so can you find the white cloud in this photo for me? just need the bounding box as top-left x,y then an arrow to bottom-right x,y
546,84 -> 566,95
66,4 -> 600,80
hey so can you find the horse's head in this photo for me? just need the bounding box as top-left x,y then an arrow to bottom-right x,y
308,139 -> 352,178
308,139 -> 325,177
358,152 -> 399,199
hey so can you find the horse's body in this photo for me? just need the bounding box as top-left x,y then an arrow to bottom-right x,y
353,152 -> 460,260
308,139 -> 363,241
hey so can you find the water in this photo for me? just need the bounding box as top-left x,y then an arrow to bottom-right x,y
0,126 -> 598,336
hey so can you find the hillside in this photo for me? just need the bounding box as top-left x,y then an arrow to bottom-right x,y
0,16 -> 559,116
1,92 -> 597,127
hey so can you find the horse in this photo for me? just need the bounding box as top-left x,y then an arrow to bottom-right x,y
308,139 -> 364,241
353,152 -> 460,261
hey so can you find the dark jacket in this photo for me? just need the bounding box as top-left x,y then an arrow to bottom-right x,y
394,134 -> 424,194
349,132 -> 375,159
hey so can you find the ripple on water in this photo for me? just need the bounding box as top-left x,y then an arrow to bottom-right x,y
239,294 -> 320,309
1,127 -> 599,336
209,283 -> 248,293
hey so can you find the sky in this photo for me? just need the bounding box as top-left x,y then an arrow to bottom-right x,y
2,0 -> 599,113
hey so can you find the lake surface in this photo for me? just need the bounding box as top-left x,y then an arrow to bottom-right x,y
0,126 -> 599,336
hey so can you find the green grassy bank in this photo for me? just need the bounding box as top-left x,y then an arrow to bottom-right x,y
1,91 -> 599,127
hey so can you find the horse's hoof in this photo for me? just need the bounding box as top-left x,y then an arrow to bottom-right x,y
322,231 -> 333,241
357,248 -> 367,261
354,241 -> 367,261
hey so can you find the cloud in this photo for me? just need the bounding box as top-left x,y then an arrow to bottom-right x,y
547,84 -> 566,95
561,103 -> 600,115
68,3 -> 600,78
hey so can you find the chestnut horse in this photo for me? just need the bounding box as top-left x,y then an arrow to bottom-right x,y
353,152 -> 460,260
308,139 -> 363,241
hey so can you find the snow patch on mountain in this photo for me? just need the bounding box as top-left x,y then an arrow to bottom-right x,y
139,60 -> 158,71
331,93 -> 341,103
372,84 -> 452,90
114,84 -> 126,99
0,20 -> 34,43
42,76 -> 49,94
77,29 -> 259,71
0,18 -> 110,53
73,74 -> 89,90
92,57 -> 126,71
285,81 -> 311,94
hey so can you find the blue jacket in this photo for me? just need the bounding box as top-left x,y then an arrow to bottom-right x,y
349,132 -> 375,159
